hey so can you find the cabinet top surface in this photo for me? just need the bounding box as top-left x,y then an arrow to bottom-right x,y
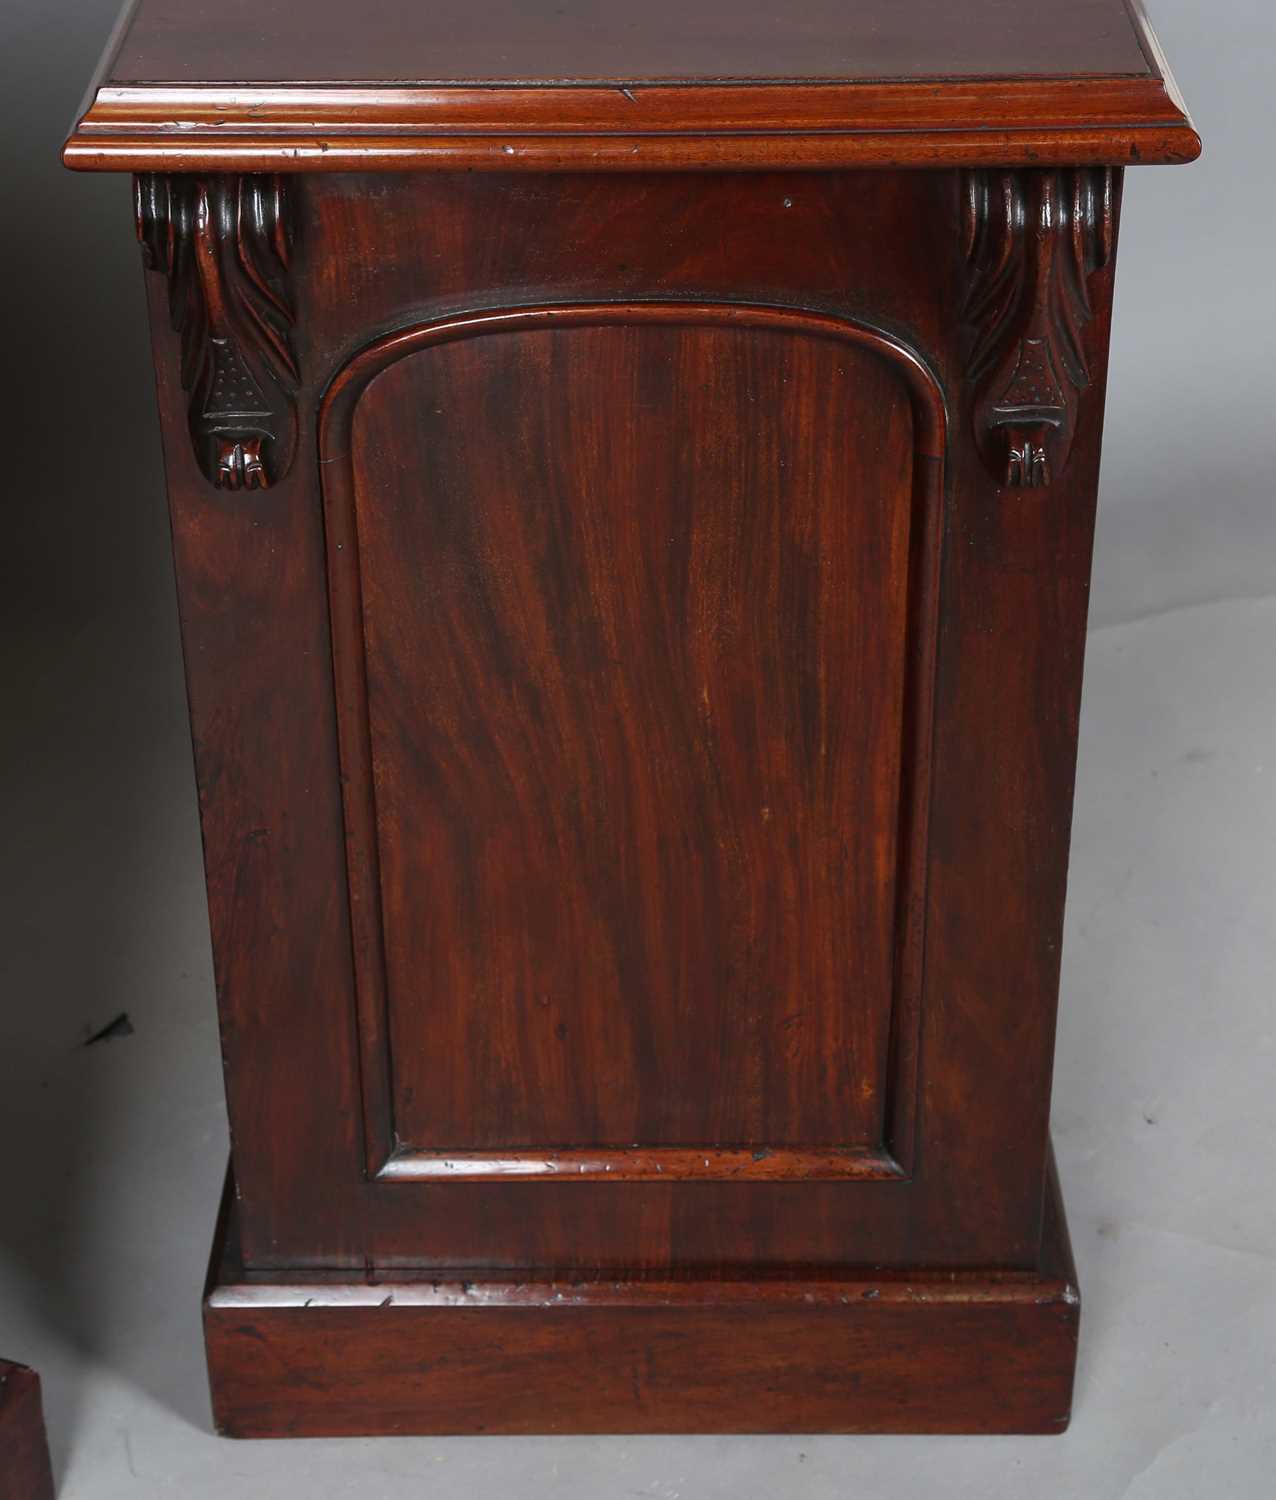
65,0 -> 1199,172
107,0 -> 1153,85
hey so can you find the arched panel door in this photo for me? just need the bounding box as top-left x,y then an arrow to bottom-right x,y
320,303 -> 945,1213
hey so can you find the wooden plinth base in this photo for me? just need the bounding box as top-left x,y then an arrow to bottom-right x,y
205,1161 -> 1079,1437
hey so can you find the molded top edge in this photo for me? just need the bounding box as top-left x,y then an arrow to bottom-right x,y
64,0 -> 1200,172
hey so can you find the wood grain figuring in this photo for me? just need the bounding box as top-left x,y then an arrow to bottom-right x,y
64,2 -> 1200,171
0,1362 -> 55,1500
320,302 -> 943,1181
137,165 -> 1119,1277
203,1157 -> 1080,1435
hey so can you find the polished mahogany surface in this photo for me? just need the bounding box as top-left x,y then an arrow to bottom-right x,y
203,1162 -> 1081,1436
137,166 -> 1097,1274
62,0 -> 1199,1442
324,308 -> 935,1179
64,0 -> 1199,171
107,0 -> 1152,82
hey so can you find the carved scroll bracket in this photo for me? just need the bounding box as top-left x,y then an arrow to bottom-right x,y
135,174 -> 299,491
962,168 -> 1115,490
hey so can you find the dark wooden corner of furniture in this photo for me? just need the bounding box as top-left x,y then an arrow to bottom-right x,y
0,1361 -> 55,1500
317,299 -> 944,1190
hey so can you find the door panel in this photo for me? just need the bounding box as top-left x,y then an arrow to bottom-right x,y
321,303 -> 943,1186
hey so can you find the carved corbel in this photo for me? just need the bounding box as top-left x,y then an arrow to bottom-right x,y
135,174 -> 298,491
961,167 -> 1115,489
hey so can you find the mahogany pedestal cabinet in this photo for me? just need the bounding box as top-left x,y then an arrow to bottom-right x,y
65,0 -> 1198,1438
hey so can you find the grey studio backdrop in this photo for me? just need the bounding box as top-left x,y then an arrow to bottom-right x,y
1,2 -> 1273,1497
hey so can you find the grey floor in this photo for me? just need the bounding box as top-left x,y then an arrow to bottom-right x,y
3,1 -> 1275,1495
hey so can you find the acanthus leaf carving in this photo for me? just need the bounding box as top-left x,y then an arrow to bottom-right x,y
135,174 -> 299,491
961,167 -> 1116,490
